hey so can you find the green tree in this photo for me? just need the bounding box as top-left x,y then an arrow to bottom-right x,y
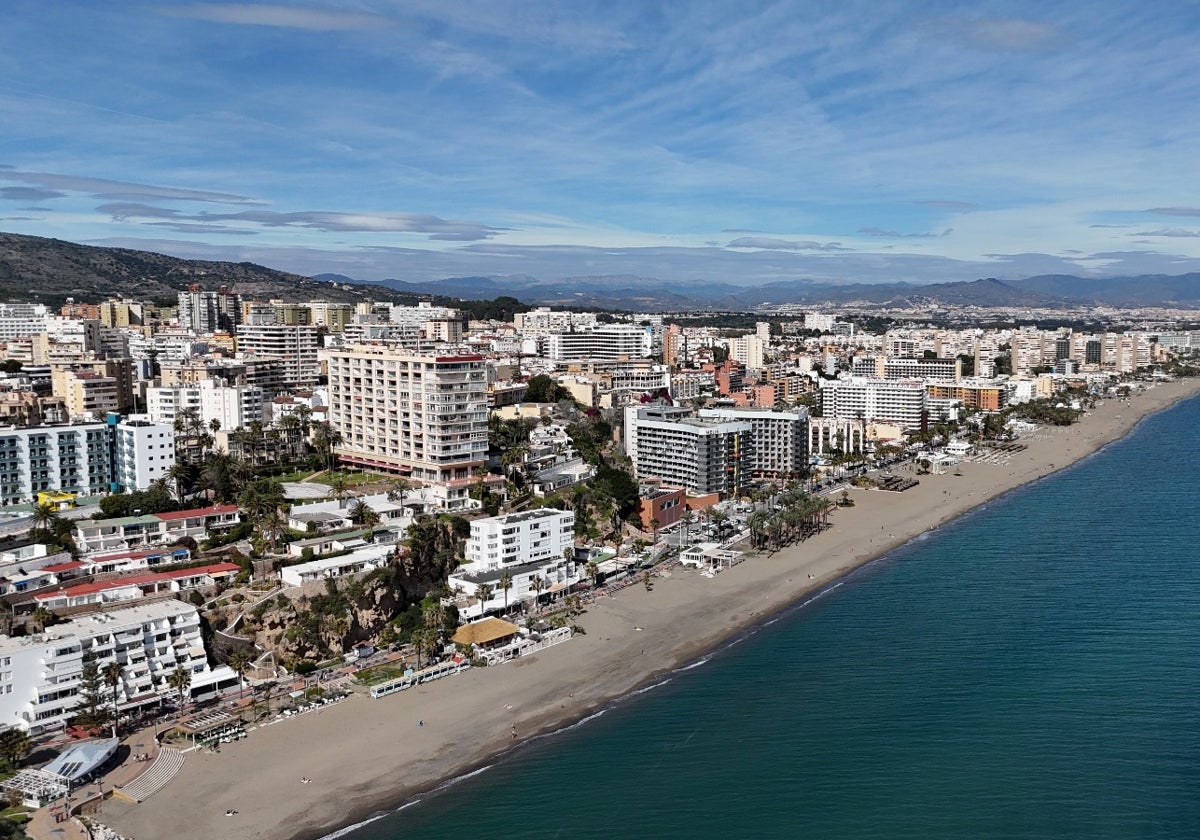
229,649 -> 252,693
0,726 -> 31,770
476,582 -> 495,615
102,660 -> 123,737
167,667 -> 192,715
71,652 -> 110,731
523,374 -> 571,403
499,571 -> 514,613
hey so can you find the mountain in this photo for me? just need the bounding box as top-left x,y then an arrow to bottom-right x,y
1011,274 -> 1200,307
0,232 -> 406,305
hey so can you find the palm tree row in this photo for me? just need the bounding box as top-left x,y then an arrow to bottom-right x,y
746,488 -> 834,553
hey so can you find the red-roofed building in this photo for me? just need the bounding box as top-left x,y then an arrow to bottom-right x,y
33,562 -> 240,610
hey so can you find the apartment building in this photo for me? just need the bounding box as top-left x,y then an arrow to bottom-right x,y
926,380 -> 1007,412
236,323 -> 321,388
544,324 -> 651,361
147,378 -> 265,431
178,286 -> 242,334
0,425 -> 111,505
514,307 -> 598,337
74,504 -> 241,553
625,405 -> 751,497
452,509 -> 579,618
110,419 -> 175,494
0,599 -> 234,734
819,377 -> 928,431
698,406 -> 809,480
320,344 -> 489,487
464,509 -> 575,571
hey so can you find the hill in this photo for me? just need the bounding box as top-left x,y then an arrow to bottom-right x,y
0,232 -> 401,306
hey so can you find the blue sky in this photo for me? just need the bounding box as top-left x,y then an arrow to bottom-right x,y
4,1 -> 1200,287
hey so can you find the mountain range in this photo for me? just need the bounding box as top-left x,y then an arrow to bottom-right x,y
3,231 -> 1200,312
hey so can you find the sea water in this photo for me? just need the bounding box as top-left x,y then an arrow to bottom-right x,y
340,393 -> 1200,839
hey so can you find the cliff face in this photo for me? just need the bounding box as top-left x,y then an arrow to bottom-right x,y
239,564 -> 431,664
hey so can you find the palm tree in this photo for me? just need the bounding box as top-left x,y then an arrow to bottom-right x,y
166,667 -> 191,716
476,583 -> 495,615
499,572 -> 514,614
102,661 -> 123,737
386,478 -> 411,503
530,575 -> 546,613
584,561 -> 600,589
30,502 -> 62,533
329,474 -> 351,507
229,649 -> 252,694
209,418 -> 221,433
259,506 -> 290,553
348,499 -> 377,527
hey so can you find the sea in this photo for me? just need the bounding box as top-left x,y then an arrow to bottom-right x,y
334,393 -> 1200,840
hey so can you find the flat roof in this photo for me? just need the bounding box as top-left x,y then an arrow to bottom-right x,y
35,563 -> 240,600
0,598 -> 197,653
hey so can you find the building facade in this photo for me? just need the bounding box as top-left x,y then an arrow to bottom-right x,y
625,405 -> 751,497
0,599 -> 233,734
320,344 -> 489,485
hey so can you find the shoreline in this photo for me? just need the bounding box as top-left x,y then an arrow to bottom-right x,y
96,378 -> 1200,840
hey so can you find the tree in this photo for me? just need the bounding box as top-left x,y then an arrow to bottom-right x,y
529,575 -> 546,612
329,474 -> 351,507
348,499 -> 379,528
412,626 -> 439,669
523,374 -> 571,404
229,649 -> 252,693
476,583 -> 495,615
584,560 -> 600,589
102,661 -> 123,738
71,652 -> 109,731
167,667 -> 192,714
386,478 -> 411,503
499,571 -> 514,613
0,726 -> 30,771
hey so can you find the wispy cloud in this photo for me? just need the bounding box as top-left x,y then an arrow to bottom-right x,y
0,169 -> 256,204
1146,206 -> 1200,216
1132,227 -> 1200,237
726,237 -> 849,252
913,200 -> 978,211
99,202 -> 504,241
0,186 -> 65,202
858,227 -> 952,238
163,3 -> 390,31
947,17 -> 1064,52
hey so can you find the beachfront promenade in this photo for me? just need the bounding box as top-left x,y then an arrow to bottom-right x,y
85,380 -> 1200,840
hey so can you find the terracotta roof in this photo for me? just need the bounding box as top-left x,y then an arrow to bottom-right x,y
451,617 -> 520,647
35,562 -> 240,601
155,505 -> 239,521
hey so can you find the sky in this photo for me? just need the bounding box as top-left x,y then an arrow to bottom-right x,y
4,1 -> 1200,288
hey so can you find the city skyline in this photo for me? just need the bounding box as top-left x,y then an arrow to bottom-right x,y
4,1 -> 1200,286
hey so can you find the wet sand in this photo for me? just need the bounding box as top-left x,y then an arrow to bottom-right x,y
97,378 -> 1200,840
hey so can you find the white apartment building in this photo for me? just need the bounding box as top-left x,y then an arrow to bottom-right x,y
820,377 -> 928,431
178,287 -> 241,334
464,509 -> 575,571
388,302 -> 461,328
0,424 -> 111,505
514,307 -> 598,337
625,405 -> 752,497
320,344 -> 489,488
545,324 -> 652,361
236,323 -> 321,388
0,304 -> 50,342
729,334 -> 766,370
0,599 -> 234,734
451,509 -> 578,618
110,419 -> 175,493
698,406 -> 809,480
147,379 -> 265,431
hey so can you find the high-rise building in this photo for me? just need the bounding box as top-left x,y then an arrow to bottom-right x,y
625,405 -> 751,497
178,285 -> 242,334
819,377 -> 928,431
320,344 -> 489,485
236,323 -> 321,388
544,324 -> 652,361
698,406 -> 809,480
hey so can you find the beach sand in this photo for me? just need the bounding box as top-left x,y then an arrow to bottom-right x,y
97,379 -> 1200,840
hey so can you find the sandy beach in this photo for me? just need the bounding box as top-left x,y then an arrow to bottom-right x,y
96,378 -> 1200,840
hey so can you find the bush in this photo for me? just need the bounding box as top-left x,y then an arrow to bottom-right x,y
293,661 -> 318,675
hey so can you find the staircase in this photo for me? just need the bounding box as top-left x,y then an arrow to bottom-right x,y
115,747 -> 185,803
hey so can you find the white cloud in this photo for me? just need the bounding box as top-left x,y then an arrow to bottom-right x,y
163,3 -> 390,31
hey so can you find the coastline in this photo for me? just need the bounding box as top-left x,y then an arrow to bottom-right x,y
96,378 -> 1200,840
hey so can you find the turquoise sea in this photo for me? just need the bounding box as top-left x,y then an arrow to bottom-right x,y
338,393 -> 1200,840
